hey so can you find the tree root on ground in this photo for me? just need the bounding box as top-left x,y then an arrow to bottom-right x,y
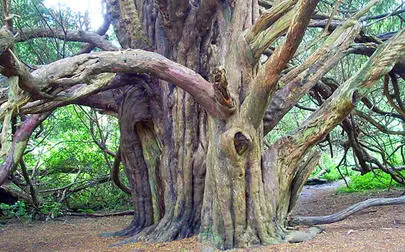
286,226 -> 324,243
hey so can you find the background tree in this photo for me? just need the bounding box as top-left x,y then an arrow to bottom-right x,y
1,0 -> 405,249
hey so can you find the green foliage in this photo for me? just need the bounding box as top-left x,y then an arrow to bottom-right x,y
10,0 -> 87,65
322,169 -> 343,182
0,201 -> 29,220
338,170 -> 405,193
40,199 -> 62,219
67,182 -> 132,212
28,105 -> 131,212
10,105 -> 131,218
1,199 -> 64,221
310,154 -> 355,182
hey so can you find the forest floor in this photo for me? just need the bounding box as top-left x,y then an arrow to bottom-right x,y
1,181 -> 405,251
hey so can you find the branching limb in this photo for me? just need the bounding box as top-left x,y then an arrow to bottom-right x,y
242,0 -> 319,130
246,0 -> 298,60
263,1 -> 384,134
263,15 -> 364,134
16,28 -> 118,51
79,14 -> 114,53
288,27 -> 405,163
0,113 -> 49,185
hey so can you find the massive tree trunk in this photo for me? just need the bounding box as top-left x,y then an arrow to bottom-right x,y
106,0 -> 219,243
106,0 -> 319,249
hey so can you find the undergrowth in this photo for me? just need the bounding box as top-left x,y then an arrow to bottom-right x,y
337,170 -> 405,193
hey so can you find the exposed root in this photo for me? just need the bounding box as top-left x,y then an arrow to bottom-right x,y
99,218 -> 146,238
109,210 -> 197,247
290,195 -> 405,226
67,210 -> 134,218
286,226 -> 323,243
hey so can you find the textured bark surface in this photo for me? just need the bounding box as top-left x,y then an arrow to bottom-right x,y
103,0 -> 322,249
95,0 -> 405,249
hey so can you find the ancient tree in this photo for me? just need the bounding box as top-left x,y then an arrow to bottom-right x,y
1,0 -> 405,249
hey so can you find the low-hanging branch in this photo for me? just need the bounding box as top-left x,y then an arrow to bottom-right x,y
66,210 -> 134,218
290,195 -> 405,226
8,49 -> 235,119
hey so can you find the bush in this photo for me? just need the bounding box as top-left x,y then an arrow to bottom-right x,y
40,200 -> 63,219
0,201 -> 30,220
338,170 -> 404,193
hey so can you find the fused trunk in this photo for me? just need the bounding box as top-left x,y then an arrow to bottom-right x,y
101,0 -> 405,250
108,1 -> 314,249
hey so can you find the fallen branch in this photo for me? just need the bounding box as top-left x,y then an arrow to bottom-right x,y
65,210 -> 134,218
290,195 -> 405,226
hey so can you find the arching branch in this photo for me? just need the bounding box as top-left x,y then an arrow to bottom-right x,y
26,49 -> 235,118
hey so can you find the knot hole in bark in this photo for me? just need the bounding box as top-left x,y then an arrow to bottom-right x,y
234,132 -> 250,155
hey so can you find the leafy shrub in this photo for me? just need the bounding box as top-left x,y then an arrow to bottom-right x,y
338,170 -> 404,193
40,200 -> 63,219
0,201 -> 30,220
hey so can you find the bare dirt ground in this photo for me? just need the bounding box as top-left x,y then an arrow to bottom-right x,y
1,182 -> 405,252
